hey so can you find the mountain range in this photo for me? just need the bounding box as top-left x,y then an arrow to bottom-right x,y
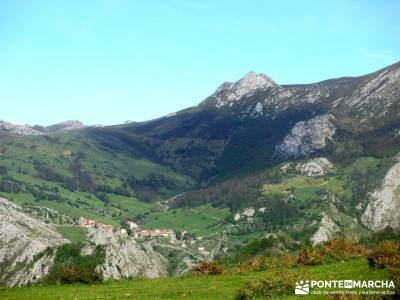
0,61 -> 399,286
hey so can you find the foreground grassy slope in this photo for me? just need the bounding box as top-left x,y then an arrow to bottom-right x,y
0,260 -> 389,300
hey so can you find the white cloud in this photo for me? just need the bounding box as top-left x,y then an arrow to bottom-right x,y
358,48 -> 397,61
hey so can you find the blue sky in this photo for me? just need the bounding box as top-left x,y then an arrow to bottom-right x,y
0,0 -> 399,126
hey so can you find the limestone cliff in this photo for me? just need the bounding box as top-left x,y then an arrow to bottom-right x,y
274,114 -> 336,158
82,228 -> 169,280
362,160 -> 400,231
0,197 -> 68,287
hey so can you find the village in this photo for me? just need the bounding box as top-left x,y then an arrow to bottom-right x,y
79,217 -> 209,255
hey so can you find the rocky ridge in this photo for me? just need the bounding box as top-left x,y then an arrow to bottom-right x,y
33,120 -> 85,133
210,71 -> 278,108
82,227 -> 169,280
0,197 -> 68,287
0,121 -> 40,136
361,157 -> 400,232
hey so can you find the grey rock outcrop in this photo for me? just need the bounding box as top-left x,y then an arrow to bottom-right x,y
310,214 -> 340,246
0,197 -> 68,286
361,161 -> 400,232
34,120 -> 86,133
274,114 -> 336,158
206,71 -> 278,108
295,157 -> 336,177
334,63 -> 400,126
280,157 -> 336,177
82,228 -> 168,280
0,121 -> 41,135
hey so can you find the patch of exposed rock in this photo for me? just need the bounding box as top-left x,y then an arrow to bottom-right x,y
334,64 -> 400,125
299,158 -> 336,176
42,120 -> 85,133
274,114 -> 336,158
207,71 -> 278,108
234,207 -> 255,222
0,121 -> 41,135
0,197 -> 68,287
361,161 -> 400,232
82,228 -> 168,280
280,157 -> 335,177
310,214 -> 340,246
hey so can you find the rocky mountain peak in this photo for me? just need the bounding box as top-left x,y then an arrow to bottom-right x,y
50,120 -> 85,131
206,71 -> 278,108
237,71 -> 277,91
35,120 -> 86,133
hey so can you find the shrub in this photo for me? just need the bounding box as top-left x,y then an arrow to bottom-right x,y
367,240 -> 400,269
236,288 -> 255,300
296,246 -> 323,266
45,243 -> 105,284
387,266 -> 400,295
0,165 -> 7,175
320,238 -> 366,262
236,255 -> 295,273
192,261 -> 224,275
46,265 -> 103,284
236,270 -> 300,299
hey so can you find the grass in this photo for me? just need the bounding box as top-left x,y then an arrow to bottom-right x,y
143,204 -> 229,236
0,260 -> 390,300
0,132 -> 195,229
57,226 -> 87,243
106,194 -> 156,216
261,175 -> 343,201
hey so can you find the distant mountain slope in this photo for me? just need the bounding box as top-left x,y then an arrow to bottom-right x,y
34,120 -> 86,133
0,121 -> 40,136
88,61 -> 400,180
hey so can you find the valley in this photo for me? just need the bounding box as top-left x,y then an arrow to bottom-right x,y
0,62 -> 400,297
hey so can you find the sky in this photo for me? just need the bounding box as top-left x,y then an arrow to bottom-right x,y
0,0 -> 399,126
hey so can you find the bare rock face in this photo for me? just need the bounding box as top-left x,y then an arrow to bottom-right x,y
0,197 -> 68,286
310,214 -> 340,246
43,120 -> 85,133
335,64 -> 400,126
0,121 -> 41,135
82,228 -> 168,280
361,161 -> 400,232
295,158 -> 336,177
209,71 -> 278,108
274,114 -> 336,158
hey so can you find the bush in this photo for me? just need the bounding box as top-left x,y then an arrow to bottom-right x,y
320,238 -> 366,262
296,238 -> 367,267
235,255 -> 295,273
367,240 -> 400,269
0,179 -> 22,193
236,288 -> 255,300
387,266 -> 400,295
236,271 -> 300,299
192,261 -> 224,275
0,165 -> 7,175
45,243 -> 105,284
46,265 -> 103,284
296,246 -> 323,266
